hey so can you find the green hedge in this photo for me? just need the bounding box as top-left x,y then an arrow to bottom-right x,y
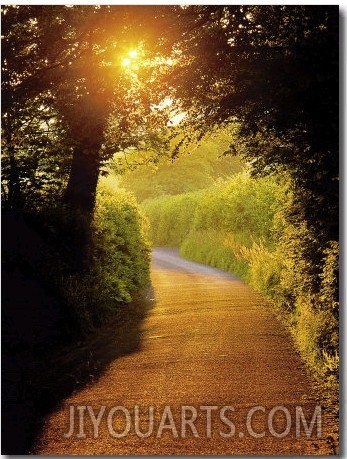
62,180 -> 151,331
142,191 -> 204,247
142,172 -> 339,379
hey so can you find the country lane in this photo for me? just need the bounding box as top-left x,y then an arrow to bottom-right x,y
34,248 -> 333,455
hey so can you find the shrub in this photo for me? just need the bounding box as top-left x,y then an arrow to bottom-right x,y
68,183 -> 150,326
277,222 -> 339,376
181,230 -> 250,279
236,239 -> 283,297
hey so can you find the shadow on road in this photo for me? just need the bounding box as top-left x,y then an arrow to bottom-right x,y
2,212 -> 155,454
2,286 -> 154,454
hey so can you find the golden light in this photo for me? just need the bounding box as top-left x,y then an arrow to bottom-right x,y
121,57 -> 131,67
121,49 -> 139,67
128,50 -> 138,59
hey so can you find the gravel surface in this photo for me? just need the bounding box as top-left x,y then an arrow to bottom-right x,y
35,248 -> 334,455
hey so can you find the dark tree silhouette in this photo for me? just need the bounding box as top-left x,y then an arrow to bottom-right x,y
160,5 -> 339,244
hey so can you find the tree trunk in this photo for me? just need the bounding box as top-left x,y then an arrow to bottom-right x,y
63,145 -> 101,215
62,142 -> 102,272
60,91 -> 109,271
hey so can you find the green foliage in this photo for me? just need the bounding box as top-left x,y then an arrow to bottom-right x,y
165,5 -> 338,245
275,221 -> 339,377
179,175 -> 288,286
192,173 -> 286,242
59,179 -> 151,331
1,5 -> 177,214
181,230 -> 249,280
142,172 -> 287,273
93,180 -> 151,299
234,240 -> 283,296
2,183 -> 151,338
118,127 -> 244,202
142,191 -> 203,247
142,172 -> 339,379
1,93 -> 72,211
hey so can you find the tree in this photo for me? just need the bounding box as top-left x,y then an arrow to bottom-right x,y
1,6 -> 108,212
2,5 -> 338,242
158,6 -> 339,244
117,126 -> 244,202
1,5 -> 174,215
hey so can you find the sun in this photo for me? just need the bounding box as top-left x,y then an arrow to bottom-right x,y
128,50 -> 138,59
121,57 -> 131,67
121,49 -> 139,67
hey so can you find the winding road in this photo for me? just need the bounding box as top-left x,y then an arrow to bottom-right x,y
35,248 -> 333,455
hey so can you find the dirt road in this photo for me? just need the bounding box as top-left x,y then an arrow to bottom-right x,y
35,248 -> 333,455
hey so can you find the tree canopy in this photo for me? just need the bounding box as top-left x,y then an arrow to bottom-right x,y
161,6 -> 339,242
1,5 -> 173,212
2,5 -> 339,243
117,127 -> 245,202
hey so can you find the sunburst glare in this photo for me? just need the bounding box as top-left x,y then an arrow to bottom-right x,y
121,49 -> 139,67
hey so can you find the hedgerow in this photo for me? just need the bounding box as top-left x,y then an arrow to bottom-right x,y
60,179 -> 151,332
142,172 -> 339,379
